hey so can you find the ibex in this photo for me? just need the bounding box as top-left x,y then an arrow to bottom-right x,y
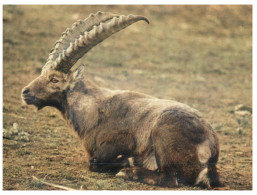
21,12 -> 222,188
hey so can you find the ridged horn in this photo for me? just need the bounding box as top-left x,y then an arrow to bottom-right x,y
44,12 -> 149,73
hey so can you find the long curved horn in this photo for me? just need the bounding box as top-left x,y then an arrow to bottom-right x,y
44,11 -> 149,73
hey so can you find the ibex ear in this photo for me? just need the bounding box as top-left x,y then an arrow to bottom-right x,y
72,65 -> 85,81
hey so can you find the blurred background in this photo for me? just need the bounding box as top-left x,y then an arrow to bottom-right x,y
3,5 -> 252,190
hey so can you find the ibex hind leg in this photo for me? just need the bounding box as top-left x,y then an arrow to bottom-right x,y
116,166 -> 177,187
195,164 -> 223,189
208,164 -> 224,188
195,154 -> 223,188
139,147 -> 179,187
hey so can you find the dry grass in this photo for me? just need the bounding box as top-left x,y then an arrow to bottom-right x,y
3,5 -> 252,190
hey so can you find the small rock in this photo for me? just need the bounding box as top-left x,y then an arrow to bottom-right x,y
235,110 -> 251,117
11,123 -> 20,135
234,104 -> 252,114
3,128 -> 12,139
13,123 -> 19,131
3,123 -> 30,142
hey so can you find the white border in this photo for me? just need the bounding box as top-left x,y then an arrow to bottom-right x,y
1,1 -> 255,194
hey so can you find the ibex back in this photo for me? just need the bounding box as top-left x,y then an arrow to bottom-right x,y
21,11 -> 222,188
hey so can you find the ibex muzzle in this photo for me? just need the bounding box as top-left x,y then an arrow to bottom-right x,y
21,11 -> 222,189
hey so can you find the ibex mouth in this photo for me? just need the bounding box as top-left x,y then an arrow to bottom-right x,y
22,95 -> 45,110
22,95 -> 36,105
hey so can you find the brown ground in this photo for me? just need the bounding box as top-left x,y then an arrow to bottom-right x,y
3,5 -> 252,190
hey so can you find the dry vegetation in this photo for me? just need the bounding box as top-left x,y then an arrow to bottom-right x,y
3,5 -> 252,190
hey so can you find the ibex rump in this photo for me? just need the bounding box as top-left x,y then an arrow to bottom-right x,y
21,12 -> 222,188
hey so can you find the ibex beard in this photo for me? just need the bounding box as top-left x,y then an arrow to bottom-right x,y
21,11 -> 223,189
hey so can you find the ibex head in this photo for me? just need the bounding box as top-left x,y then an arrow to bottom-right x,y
21,11 -> 149,110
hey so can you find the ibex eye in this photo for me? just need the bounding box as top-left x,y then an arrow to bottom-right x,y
50,78 -> 59,83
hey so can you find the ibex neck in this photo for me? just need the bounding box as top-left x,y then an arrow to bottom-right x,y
57,78 -> 106,121
56,78 -> 111,137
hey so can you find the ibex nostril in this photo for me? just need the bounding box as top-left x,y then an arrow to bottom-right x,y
23,89 -> 30,95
